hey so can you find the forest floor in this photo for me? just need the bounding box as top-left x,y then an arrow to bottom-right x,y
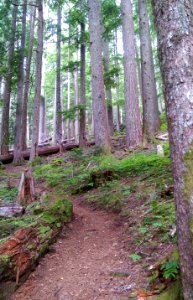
0,136 -> 179,300
11,196 -> 140,300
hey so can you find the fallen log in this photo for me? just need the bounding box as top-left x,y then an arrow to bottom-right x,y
0,198 -> 73,299
0,203 -> 25,218
0,146 -> 60,164
0,141 -> 95,164
156,132 -> 168,141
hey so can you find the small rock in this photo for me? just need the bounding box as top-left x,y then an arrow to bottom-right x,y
157,145 -> 164,157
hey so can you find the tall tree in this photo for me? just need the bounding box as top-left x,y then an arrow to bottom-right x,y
73,59 -> 79,143
139,0 -> 160,141
30,0 -> 43,160
113,29 -> 121,132
21,5 -> 36,150
121,0 -> 142,148
0,4 -> 18,155
54,4 -> 63,145
102,38 -> 114,135
79,0 -> 87,148
14,0 -> 27,164
88,0 -> 111,153
153,1 -> 193,299
39,96 -> 47,143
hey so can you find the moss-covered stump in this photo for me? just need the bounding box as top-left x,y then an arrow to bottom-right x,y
0,199 -> 73,299
136,249 -> 182,300
145,280 -> 182,300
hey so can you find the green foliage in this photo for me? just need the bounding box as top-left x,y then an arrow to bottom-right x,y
62,104 -> 87,121
129,254 -> 142,261
104,66 -> 120,88
0,187 -> 18,203
29,156 -> 45,167
42,198 -> 73,225
68,148 -> 84,162
0,254 -> 11,275
0,216 -> 37,239
101,0 -> 121,39
161,261 -> 180,279
140,197 -> 176,243
118,153 -> 171,178
160,112 -> 168,131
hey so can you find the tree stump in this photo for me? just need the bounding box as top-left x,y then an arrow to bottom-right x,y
18,169 -> 35,206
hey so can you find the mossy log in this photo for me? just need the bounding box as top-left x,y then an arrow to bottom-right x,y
0,199 -> 73,299
0,141 -> 95,164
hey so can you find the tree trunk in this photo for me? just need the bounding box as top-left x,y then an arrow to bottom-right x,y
79,16 -> 87,148
0,4 -> 18,155
113,30 -> 120,132
102,38 -> 114,135
139,0 -> 160,141
30,0 -> 43,161
21,5 -> 36,151
73,63 -> 79,143
54,5 -> 62,145
13,0 -> 27,164
152,1 -> 193,299
121,0 -> 142,148
88,0 -> 111,153
67,45 -> 71,141
39,96 -> 47,144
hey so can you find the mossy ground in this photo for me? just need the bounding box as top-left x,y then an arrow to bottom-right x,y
0,139 -> 178,296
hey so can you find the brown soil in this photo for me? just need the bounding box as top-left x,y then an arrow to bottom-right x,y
4,147 -> 174,300
10,196 -> 141,300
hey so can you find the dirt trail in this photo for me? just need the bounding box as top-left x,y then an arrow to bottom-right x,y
11,197 -> 138,300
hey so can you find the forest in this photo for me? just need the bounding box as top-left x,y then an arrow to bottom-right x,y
0,0 -> 192,299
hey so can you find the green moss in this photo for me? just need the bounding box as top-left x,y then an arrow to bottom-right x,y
182,149 -> 193,250
39,242 -> 50,257
146,280 -> 182,300
0,255 -> 11,264
41,199 -> 73,226
0,187 -> 18,202
159,112 -> 168,132
183,149 -> 193,200
0,255 -> 11,275
27,243 -> 36,250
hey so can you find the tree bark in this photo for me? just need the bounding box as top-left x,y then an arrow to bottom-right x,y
30,0 -> 43,161
13,0 -> 27,164
0,4 -> 18,155
54,5 -> 63,145
139,0 -> 160,141
113,30 -> 120,132
152,1 -> 193,299
88,0 -> 111,153
102,38 -> 114,135
67,45 -> 71,141
21,5 -> 36,151
121,0 -> 142,148
73,62 -> 79,143
79,14 -> 87,148
39,96 -> 47,144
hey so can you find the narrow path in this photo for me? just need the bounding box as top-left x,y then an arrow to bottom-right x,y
11,198 -> 136,300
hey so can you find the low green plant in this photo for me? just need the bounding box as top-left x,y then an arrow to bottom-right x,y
161,260 -> 179,279
0,187 -> 18,202
50,157 -> 64,166
29,156 -> 45,167
129,253 -> 142,261
159,112 -> 168,132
